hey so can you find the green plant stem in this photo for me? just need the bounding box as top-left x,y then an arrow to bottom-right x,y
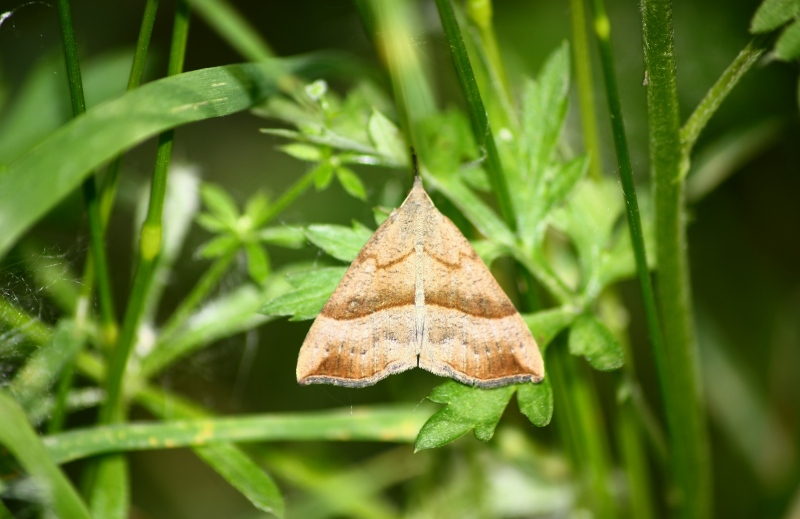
434,0 -> 516,231
679,34 -> 772,179
618,402 -> 656,519
466,0 -> 510,99
100,0 -> 190,426
549,344 -> 616,518
591,0 -> 667,426
98,0 -> 161,225
56,0 -> 116,344
570,0 -> 603,180
464,0 -> 519,134
49,0 -> 161,437
640,1 -> 711,518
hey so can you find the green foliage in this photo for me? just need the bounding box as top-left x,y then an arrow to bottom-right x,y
0,0 -> 789,517
751,0 -> 800,60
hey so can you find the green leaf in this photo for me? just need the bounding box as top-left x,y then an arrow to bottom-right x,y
0,50 -> 134,163
336,166 -> 367,200
196,212 -> 228,233
200,183 -> 240,226
0,59 -> 308,258
544,156 -> 588,217
568,313 -> 624,371
258,225 -> 306,248
470,239 -> 509,268
245,191 -> 271,226
245,242 -> 271,284
550,178 -> 623,296
368,108 -> 406,164
0,392 -> 91,519
415,382 -> 516,451
305,223 -> 373,262
280,143 -> 323,162
42,405 -> 427,466
313,162 -> 335,190
260,267 -> 347,321
261,128 -> 383,158
187,0 -> 274,61
516,42 -> 571,240
194,443 -> 284,517
775,19 -> 800,59
517,378 -> 553,427
417,110 -> 476,175
522,307 -> 577,353
750,0 -> 800,32
10,320 -> 83,413
197,234 -> 239,259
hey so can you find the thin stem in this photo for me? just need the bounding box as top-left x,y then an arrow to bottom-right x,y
640,1 -> 711,518
570,0 -> 603,180
465,0 -> 511,99
679,34 -> 772,179
50,0 -> 161,435
434,0 -> 516,231
56,0 -> 116,343
100,0 -> 190,425
549,344 -> 617,518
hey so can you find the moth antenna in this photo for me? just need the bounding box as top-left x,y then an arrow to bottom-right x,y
410,146 -> 420,179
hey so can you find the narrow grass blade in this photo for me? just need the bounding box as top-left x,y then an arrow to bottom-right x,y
0,393 -> 91,519
0,58 -> 312,257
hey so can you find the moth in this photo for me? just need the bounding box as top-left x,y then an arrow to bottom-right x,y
297,176 -> 543,388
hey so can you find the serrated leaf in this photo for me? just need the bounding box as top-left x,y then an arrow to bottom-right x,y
522,307 -> 577,353
260,267 -> 347,320
280,143 -> 323,162
336,166 -> 367,200
258,225 -> 306,248
305,223 -> 373,262
568,313 -> 624,371
516,42 -> 571,239
775,19 -> 800,59
245,242 -> 271,284
201,184 -> 240,226
196,234 -> 239,259
517,378 -> 553,427
750,0 -> 800,33
415,382 -> 516,451
550,178 -> 623,295
368,109 -> 406,164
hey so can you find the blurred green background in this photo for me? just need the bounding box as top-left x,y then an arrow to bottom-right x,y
0,0 -> 798,517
